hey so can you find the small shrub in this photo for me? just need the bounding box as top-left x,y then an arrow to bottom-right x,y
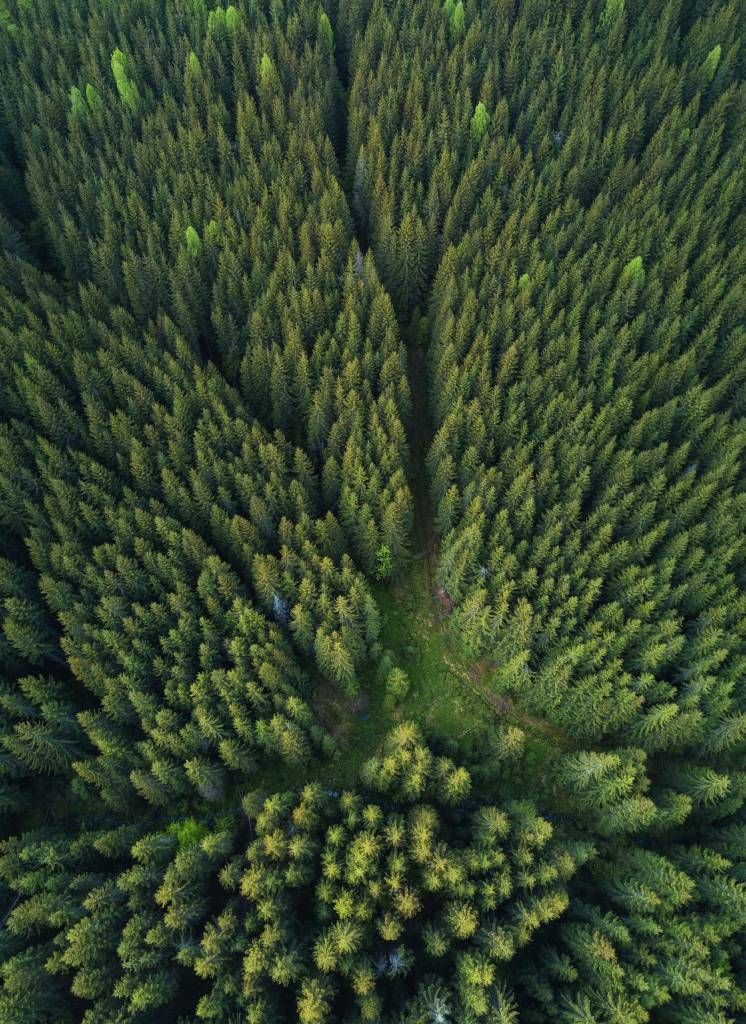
168,818 -> 208,849
375,544 -> 393,580
385,667 -> 410,707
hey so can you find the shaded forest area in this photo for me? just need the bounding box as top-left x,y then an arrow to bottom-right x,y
0,1 -> 744,1022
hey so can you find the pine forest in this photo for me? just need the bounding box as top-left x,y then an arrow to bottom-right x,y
0,1 -> 744,1021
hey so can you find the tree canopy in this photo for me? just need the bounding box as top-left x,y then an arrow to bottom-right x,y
0,1 -> 743,1021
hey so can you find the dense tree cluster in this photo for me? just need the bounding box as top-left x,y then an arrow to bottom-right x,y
0,0 -> 743,1021
196,725 -> 585,1023
0,724 -> 585,1022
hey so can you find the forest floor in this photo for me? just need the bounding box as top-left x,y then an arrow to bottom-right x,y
320,561 -> 568,781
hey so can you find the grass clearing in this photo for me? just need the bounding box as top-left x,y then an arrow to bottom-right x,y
315,553 -> 571,789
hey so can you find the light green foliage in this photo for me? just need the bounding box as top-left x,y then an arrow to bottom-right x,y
491,725 -> 526,762
601,0 -> 625,25
620,253 -> 644,284
258,51 -> 275,86
470,101 -> 489,142
451,0 -> 465,36
184,224 -> 201,257
85,82 -> 103,115
225,5 -> 239,32
110,47 -> 140,111
203,2 -> 239,34
187,50 -> 202,78
384,666 -> 409,706
319,11 -> 334,53
702,43 -> 721,84
168,818 -> 208,849
0,1 -> 15,34
69,85 -> 86,119
110,46 -> 127,85
374,543 -> 393,580
207,6 -> 226,32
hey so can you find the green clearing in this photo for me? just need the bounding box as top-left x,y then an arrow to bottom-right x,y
325,557 -> 491,776
306,555 -> 569,798
253,556 -> 489,793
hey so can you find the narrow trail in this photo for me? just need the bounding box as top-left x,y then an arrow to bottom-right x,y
406,341 -> 438,587
442,654 -> 575,751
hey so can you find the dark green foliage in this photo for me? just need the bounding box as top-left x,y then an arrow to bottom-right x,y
0,0 -> 743,1021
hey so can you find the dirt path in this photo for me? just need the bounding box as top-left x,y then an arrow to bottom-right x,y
442,653 -> 575,750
